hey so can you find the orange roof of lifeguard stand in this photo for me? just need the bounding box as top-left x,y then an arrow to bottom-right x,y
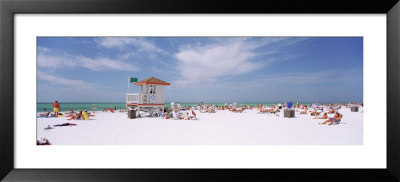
134,77 -> 171,86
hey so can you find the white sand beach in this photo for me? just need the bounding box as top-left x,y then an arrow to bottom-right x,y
37,107 -> 363,145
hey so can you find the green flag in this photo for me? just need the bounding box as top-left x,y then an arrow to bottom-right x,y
130,77 -> 138,83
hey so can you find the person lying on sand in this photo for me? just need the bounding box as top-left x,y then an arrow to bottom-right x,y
310,110 -> 320,116
300,108 -> 308,114
231,107 -> 245,113
319,112 -> 342,125
172,111 -> 180,120
313,113 -> 328,119
257,109 -> 267,114
270,108 -> 280,114
66,109 -> 74,114
53,123 -> 77,127
37,138 -> 51,145
178,113 -> 185,119
38,112 -> 51,117
184,112 -> 190,120
67,114 -> 77,120
67,111 -> 82,120
208,106 -> 216,113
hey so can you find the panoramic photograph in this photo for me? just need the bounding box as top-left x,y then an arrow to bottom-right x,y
36,37 -> 363,145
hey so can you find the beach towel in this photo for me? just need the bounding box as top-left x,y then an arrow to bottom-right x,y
37,115 -> 55,118
54,123 -> 77,127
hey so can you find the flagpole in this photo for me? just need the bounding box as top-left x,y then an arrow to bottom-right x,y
128,76 -> 130,93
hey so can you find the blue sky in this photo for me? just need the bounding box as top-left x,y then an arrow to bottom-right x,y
37,37 -> 363,103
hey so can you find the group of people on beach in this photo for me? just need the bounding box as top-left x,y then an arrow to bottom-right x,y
257,104 -> 281,114
66,110 -> 95,120
156,104 -> 198,120
37,100 -> 362,145
155,101 -> 357,126
38,101 -> 101,120
191,101 -> 361,126
38,101 -> 361,126
289,102 -> 350,125
38,101 -> 61,118
38,108 -> 95,121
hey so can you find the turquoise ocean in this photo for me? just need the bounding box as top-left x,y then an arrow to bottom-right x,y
37,102 -> 323,112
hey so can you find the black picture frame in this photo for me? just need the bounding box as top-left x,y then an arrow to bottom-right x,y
1,0 -> 399,181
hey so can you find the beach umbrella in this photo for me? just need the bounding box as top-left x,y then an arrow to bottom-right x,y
287,102 -> 293,108
312,103 -> 319,108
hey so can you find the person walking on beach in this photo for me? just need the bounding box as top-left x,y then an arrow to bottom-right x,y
52,101 -> 60,117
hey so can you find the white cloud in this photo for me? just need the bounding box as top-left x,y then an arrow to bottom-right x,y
37,71 -> 98,89
172,38 -> 309,87
173,40 -> 263,87
37,71 -> 124,102
95,37 -> 168,55
37,47 -> 138,71
74,55 -> 137,71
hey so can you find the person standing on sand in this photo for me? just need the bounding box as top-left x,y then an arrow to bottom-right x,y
51,101 -> 60,117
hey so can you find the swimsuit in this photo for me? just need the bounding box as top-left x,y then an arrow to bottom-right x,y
329,118 -> 340,124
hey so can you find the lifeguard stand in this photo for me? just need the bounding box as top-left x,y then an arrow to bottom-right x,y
126,77 -> 170,117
